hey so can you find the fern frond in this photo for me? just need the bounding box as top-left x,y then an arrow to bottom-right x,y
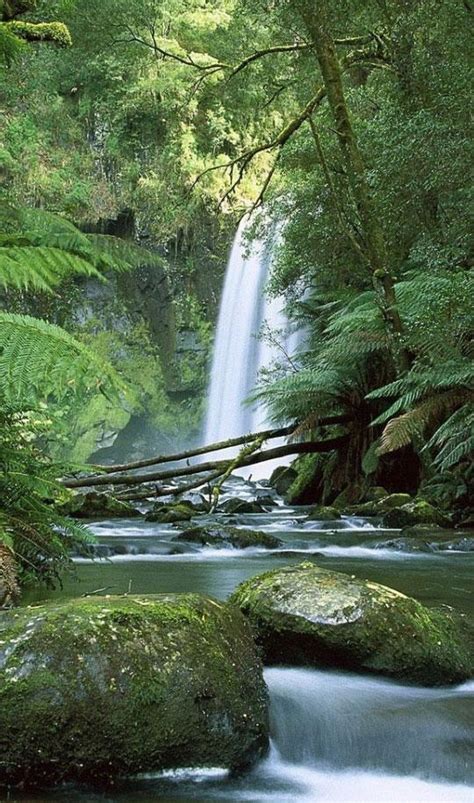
378,389 -> 473,455
86,234 -> 165,272
0,313 -> 123,403
0,246 -> 103,291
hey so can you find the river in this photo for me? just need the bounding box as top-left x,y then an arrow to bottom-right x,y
15,478 -> 474,803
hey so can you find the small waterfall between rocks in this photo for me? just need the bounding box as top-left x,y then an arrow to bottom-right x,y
202,215 -> 297,476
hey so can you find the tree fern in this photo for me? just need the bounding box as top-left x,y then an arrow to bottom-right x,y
0,202 -> 164,292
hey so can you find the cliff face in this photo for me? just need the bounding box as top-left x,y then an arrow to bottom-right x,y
56,213 -> 231,464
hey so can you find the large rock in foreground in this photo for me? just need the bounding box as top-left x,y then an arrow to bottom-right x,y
230,562 -> 472,685
0,594 -> 268,788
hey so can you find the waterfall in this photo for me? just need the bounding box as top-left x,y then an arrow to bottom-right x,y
203,215 -> 297,476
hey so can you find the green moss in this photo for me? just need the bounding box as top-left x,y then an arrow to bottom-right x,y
174,525 -> 282,550
307,506 -> 341,521
6,21 -> 72,47
58,491 -> 141,519
145,503 -> 193,523
0,594 -> 269,788
382,499 -> 452,529
285,454 -> 324,505
230,562 -> 473,685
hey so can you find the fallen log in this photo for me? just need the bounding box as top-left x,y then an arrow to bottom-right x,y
83,415 -> 349,477
115,469 -> 226,501
62,436 -> 349,489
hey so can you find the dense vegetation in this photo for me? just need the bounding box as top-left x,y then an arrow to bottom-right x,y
0,0 -> 472,591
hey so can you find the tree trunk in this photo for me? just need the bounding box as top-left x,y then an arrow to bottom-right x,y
297,1 -> 410,371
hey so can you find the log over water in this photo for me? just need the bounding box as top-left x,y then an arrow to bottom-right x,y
62,435 -> 349,489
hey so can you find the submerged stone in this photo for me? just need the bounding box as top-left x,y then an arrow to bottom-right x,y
174,525 -> 281,550
0,594 -> 269,788
229,562 -> 472,685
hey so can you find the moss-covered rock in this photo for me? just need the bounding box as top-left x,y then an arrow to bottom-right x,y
144,503 -> 194,523
217,498 -> 266,514
381,500 -> 452,529
269,466 -> 298,496
307,506 -> 341,522
174,525 -> 282,550
0,594 -> 269,788
229,562 -> 472,685
401,523 -> 444,537
364,486 -> 389,502
58,491 -> 141,519
344,501 -> 379,516
284,454 -> 323,505
375,493 -> 413,511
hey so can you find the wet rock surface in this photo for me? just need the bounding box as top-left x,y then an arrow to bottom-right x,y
58,491 -> 141,519
217,498 -> 268,514
230,562 -> 473,685
0,594 -> 269,788
174,524 -> 282,550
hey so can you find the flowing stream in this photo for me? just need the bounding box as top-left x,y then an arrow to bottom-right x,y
22,478 -> 474,803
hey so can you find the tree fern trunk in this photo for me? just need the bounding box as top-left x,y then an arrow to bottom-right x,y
0,545 -> 20,607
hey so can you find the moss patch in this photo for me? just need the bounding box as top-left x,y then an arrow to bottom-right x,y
174,525 -> 282,550
0,593 -> 269,788
229,562 -> 473,685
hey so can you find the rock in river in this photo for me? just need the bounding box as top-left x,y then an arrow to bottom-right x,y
59,491 -> 141,519
174,524 -> 282,550
230,562 -> 472,685
0,594 -> 269,788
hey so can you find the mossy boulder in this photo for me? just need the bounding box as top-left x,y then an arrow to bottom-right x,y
401,523 -> 444,537
218,498 -> 266,514
307,506 -> 341,522
174,525 -> 282,550
344,501 -> 379,516
284,454 -> 323,505
58,491 -> 141,519
229,562 -> 472,685
364,486 -> 389,502
375,493 -> 413,511
0,594 -> 269,789
381,500 -> 452,529
144,502 -> 194,523
269,466 -> 298,496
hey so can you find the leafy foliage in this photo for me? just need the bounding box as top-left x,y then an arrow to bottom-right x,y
0,200 -> 166,588
0,408 -> 92,587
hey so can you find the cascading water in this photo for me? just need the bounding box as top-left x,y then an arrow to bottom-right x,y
202,215 -> 298,475
265,668 -> 474,797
